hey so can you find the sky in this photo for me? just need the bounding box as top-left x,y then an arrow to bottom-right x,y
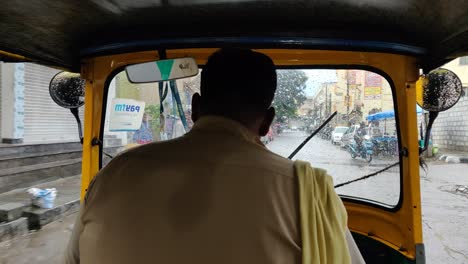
303,70 -> 337,97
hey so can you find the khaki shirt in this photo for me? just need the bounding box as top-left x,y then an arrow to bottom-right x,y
65,116 -> 362,263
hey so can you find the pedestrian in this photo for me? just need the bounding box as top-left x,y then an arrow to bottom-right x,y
64,48 -> 364,264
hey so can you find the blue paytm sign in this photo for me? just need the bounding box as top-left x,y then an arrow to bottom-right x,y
114,103 -> 141,113
109,98 -> 146,131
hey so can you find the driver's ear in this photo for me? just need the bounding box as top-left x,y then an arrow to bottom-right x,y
191,93 -> 202,122
259,107 -> 275,136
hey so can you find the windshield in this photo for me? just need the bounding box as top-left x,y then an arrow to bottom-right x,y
103,68 -> 400,207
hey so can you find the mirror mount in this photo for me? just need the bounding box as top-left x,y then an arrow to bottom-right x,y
70,108 -> 83,144
419,111 -> 438,155
158,49 -> 167,60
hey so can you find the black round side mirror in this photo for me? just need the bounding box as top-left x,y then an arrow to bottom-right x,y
416,68 -> 463,155
49,71 -> 85,109
49,71 -> 86,144
416,68 -> 462,112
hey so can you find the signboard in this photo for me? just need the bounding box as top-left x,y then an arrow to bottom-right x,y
365,72 -> 383,99
364,87 -> 382,99
365,72 -> 382,87
109,98 -> 146,131
347,71 -> 357,85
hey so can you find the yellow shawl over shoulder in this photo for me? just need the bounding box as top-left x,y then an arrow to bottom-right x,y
295,160 -> 351,264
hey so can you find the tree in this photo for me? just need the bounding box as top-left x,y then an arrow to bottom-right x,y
145,104 -> 161,132
273,70 -> 308,122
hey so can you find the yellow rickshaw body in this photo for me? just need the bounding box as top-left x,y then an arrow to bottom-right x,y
80,49 -> 422,260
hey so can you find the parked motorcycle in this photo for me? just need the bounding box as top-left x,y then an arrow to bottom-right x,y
320,126 -> 333,140
348,135 -> 373,162
372,136 -> 398,158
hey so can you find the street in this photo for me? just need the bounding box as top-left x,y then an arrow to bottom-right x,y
268,131 -> 401,206
268,131 -> 468,264
0,131 -> 467,263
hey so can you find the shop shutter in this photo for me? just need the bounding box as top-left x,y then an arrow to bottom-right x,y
23,63 -> 85,143
0,63 -> 2,137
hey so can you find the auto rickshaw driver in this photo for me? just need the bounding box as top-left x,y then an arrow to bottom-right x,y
64,48 -> 364,264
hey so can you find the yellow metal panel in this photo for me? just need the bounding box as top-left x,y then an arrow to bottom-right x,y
80,49 -> 422,259
0,50 -> 29,61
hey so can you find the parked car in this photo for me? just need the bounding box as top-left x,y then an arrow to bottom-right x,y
331,126 -> 349,145
340,125 -> 359,148
320,126 -> 333,140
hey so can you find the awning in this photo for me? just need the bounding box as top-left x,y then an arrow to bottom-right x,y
367,106 -> 423,121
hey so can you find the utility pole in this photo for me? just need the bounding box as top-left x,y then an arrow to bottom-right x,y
346,71 -> 350,122
325,83 -> 328,116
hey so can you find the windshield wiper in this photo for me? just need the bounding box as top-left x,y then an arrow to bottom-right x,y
288,111 -> 337,159
334,162 -> 399,188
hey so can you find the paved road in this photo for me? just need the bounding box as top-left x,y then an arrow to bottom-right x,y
268,131 -> 401,206
268,131 -> 468,264
0,213 -> 76,264
1,131 -> 467,263
420,163 -> 468,264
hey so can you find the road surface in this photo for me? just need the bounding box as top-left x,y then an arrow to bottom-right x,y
0,131 -> 467,263
268,131 -> 401,206
268,131 -> 468,264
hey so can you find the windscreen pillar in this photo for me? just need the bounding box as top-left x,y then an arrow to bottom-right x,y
0,63 -> 25,144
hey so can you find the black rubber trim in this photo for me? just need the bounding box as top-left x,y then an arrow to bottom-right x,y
81,37 -> 426,59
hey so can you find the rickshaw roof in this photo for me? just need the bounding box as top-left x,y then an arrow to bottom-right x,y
1,0 -> 468,71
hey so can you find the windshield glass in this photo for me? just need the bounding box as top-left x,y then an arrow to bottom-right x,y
103,68 -> 400,207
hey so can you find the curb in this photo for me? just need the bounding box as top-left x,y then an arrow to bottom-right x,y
439,155 -> 468,164
0,217 -> 28,242
22,199 -> 80,230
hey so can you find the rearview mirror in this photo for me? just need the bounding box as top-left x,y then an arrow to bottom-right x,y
49,71 -> 85,109
125,57 -> 198,83
416,68 -> 462,112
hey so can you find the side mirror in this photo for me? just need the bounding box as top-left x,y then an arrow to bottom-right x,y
125,57 -> 198,83
416,68 -> 463,154
416,68 -> 462,112
49,72 -> 85,109
49,71 -> 85,143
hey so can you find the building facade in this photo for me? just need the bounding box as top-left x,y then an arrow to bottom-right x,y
0,62 -> 84,144
430,57 -> 468,151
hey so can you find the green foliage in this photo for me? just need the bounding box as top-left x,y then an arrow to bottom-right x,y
273,70 -> 308,122
145,104 -> 161,131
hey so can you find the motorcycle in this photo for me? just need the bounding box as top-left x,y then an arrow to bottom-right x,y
348,135 -> 373,162
372,136 -> 398,158
320,126 -> 333,140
